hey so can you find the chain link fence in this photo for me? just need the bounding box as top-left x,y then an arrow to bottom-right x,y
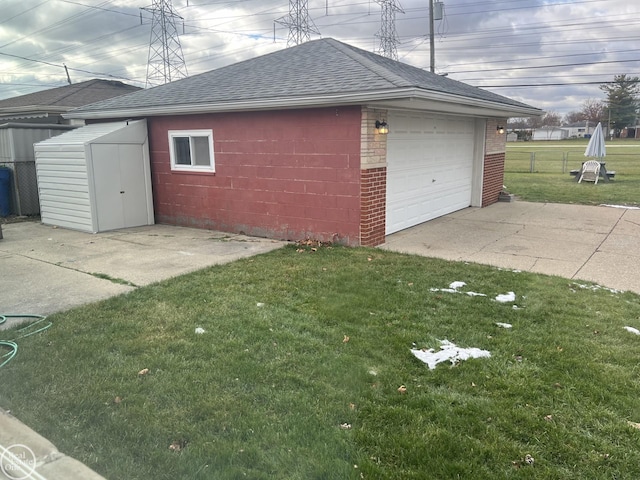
505,149 -> 637,175
0,161 -> 40,216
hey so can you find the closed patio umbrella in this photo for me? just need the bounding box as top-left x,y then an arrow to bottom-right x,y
584,122 -> 606,160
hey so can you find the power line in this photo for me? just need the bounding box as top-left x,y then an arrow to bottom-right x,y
448,58 -> 640,75
56,0 -> 140,19
0,50 -> 139,83
477,80 -> 640,88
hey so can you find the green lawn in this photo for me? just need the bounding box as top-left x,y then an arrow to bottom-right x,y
2,245 -> 640,479
505,139 -> 640,206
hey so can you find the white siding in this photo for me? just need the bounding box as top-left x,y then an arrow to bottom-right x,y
35,145 -> 94,232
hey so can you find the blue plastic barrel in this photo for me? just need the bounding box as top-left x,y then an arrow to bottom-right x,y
0,167 -> 12,216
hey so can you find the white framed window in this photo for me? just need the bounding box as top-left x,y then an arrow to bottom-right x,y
168,130 -> 215,172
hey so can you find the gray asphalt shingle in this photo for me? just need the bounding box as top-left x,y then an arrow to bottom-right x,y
71,38 -> 537,115
0,79 -> 140,110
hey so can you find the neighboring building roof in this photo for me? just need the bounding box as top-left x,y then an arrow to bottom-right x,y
564,121 -> 594,128
68,38 -> 542,120
0,79 -> 141,120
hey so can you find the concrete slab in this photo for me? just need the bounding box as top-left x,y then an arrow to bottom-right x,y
382,201 -> 640,295
0,408 -> 106,480
0,254 -> 132,325
576,251 -> 640,294
0,222 -> 286,323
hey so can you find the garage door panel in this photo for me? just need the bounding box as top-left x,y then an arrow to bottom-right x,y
386,112 -> 475,235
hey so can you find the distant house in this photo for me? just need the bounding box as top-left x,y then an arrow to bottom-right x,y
562,121 -> 596,138
621,125 -> 640,139
0,80 -> 141,216
63,38 -> 541,246
0,79 -> 141,125
532,127 -> 568,141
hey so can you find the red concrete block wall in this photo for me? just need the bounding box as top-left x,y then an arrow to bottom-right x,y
147,107 -> 363,245
360,167 -> 386,246
482,152 -> 505,207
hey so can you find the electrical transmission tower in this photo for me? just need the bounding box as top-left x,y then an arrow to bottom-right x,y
275,0 -> 320,47
142,0 -> 188,88
375,0 -> 404,60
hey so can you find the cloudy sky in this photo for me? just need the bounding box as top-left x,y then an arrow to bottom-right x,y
0,0 -> 638,117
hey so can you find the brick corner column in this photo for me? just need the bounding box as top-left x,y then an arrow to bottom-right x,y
360,107 -> 388,246
482,118 -> 507,207
360,167 -> 386,246
482,152 -> 505,207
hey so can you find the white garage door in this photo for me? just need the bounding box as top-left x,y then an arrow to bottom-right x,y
386,111 -> 476,235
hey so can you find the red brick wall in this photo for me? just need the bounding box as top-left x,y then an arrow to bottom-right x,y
482,152 -> 505,207
147,107 -> 362,244
360,167 -> 386,246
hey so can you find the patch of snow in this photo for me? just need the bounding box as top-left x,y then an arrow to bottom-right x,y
466,292 -> 487,297
256,302 -> 265,307
497,268 -> 522,273
572,283 -> 622,294
178,251 -> 195,256
496,322 -> 512,329
601,204 -> 640,210
495,292 -> 516,303
195,327 -> 206,334
411,340 -> 491,370
512,305 -> 523,310
449,281 -> 466,290
624,326 -> 640,335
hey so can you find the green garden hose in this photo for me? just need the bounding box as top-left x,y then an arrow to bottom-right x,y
0,315 -> 52,369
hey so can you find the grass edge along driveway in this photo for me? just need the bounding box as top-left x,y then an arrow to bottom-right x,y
2,245 -> 640,479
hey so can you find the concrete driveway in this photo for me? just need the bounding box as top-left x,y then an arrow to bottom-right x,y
0,222 -> 286,326
382,201 -> 640,295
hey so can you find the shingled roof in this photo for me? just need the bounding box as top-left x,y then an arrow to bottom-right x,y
0,79 -> 141,120
68,38 -> 541,119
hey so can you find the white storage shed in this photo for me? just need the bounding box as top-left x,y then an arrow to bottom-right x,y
34,120 -> 154,233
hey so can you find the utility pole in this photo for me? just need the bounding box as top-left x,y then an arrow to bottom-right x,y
63,64 -> 72,84
142,0 -> 188,88
375,0 -> 404,60
275,0 -> 320,47
429,0 -> 435,72
429,1 -> 443,73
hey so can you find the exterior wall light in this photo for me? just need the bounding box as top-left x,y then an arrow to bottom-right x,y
497,125 -> 505,134
375,120 -> 389,134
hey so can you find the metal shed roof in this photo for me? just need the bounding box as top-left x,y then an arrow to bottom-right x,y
35,120 -> 147,146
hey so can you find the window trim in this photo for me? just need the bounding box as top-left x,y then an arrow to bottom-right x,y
168,129 -> 215,173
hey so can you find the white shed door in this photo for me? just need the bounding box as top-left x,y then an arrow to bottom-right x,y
91,144 -> 150,231
386,112 -> 476,235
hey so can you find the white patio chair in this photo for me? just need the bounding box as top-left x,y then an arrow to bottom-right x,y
578,160 -> 601,184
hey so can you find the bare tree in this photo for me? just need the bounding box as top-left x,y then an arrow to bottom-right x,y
564,111 -> 583,124
580,99 -> 606,124
541,111 -> 561,126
